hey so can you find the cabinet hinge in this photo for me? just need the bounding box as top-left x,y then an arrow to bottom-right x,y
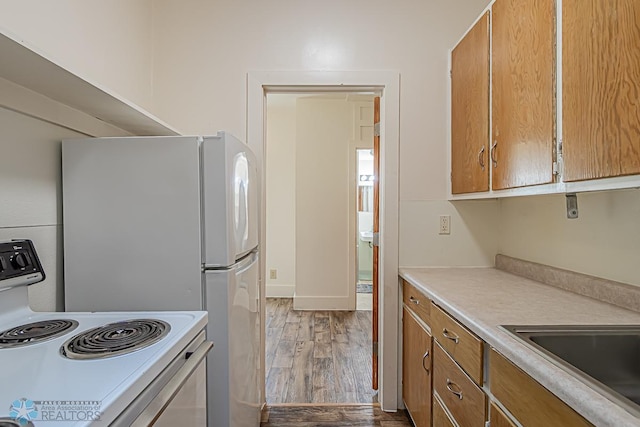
372,341 -> 379,356
552,161 -> 559,175
374,122 -> 380,137
449,69 -> 453,78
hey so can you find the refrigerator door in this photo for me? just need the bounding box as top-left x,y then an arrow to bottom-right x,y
203,132 -> 259,267
62,136 -> 203,311
205,252 -> 261,427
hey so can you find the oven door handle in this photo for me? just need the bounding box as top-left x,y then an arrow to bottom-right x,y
130,340 -> 213,427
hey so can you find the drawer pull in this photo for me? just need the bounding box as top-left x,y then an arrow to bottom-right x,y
421,350 -> 430,374
409,296 -> 420,305
446,379 -> 463,400
442,328 -> 460,344
490,140 -> 498,168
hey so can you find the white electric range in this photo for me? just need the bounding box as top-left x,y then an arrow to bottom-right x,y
0,240 -> 211,427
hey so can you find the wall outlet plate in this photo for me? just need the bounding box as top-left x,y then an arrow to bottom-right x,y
439,215 -> 451,235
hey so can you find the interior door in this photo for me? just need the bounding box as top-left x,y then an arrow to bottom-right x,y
372,96 -> 380,390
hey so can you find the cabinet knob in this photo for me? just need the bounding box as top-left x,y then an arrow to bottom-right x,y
478,146 -> 486,170
409,296 -> 420,305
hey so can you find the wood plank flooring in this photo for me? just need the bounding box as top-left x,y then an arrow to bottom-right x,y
260,405 -> 413,427
265,298 -> 376,404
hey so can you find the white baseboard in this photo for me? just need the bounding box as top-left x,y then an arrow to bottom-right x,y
293,295 -> 354,310
266,284 -> 295,298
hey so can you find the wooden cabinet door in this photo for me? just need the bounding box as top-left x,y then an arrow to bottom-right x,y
451,12 -> 490,194
490,349 -> 594,427
562,0 -> 640,181
490,402 -> 517,427
433,394 -> 456,427
402,307 -> 432,427
491,0 -> 555,189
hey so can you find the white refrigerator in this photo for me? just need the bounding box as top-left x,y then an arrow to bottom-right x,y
62,132 -> 262,427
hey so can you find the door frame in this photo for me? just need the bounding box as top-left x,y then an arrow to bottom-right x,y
247,70 -> 400,412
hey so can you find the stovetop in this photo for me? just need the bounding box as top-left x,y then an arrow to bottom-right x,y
0,239 -> 207,426
0,306 -> 207,426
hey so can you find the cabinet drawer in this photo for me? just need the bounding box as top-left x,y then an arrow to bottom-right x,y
402,280 -> 431,326
433,394 -> 456,427
489,348 -> 593,427
433,342 -> 486,427
431,303 -> 483,384
489,402 -> 517,427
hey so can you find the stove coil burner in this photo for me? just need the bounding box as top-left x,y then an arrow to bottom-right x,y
60,319 -> 170,360
0,319 -> 79,348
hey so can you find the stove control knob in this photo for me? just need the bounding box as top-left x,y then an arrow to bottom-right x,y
11,253 -> 28,269
0,256 -> 7,272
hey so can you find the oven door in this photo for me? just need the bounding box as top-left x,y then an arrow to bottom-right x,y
111,331 -> 212,426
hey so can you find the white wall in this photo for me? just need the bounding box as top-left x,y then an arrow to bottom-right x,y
151,0 -> 498,269
498,190 -> 640,286
0,2 -> 159,311
265,96 -> 297,297
266,95 -> 376,303
295,97 -> 352,309
0,0 -> 155,111
0,107 -> 85,311
400,200 -> 499,267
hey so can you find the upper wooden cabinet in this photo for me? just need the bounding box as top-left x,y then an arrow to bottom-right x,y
451,12 -> 490,194
450,0 -> 640,197
491,0 -> 556,190
562,0 -> 640,181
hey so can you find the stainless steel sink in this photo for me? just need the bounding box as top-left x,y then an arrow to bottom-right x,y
502,325 -> 640,417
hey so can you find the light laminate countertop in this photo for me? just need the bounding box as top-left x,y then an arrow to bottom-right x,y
399,267 -> 640,427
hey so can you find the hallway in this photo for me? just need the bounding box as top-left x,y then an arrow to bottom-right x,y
265,298 -> 376,404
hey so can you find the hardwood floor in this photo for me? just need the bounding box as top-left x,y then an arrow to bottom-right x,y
260,405 -> 412,427
265,298 -> 376,404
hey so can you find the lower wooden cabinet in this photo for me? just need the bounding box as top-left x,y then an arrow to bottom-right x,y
489,402 -> 517,427
433,341 -> 486,426
403,280 -> 432,325
433,394 -> 456,427
489,348 -> 594,427
402,307 -> 433,427
400,278 -> 596,427
430,303 -> 484,385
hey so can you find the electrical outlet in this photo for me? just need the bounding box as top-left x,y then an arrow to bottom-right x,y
439,215 -> 451,235
269,269 -> 277,279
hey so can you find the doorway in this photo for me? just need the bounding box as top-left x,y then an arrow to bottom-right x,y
263,93 -> 375,404
247,70 -> 400,411
356,148 -> 375,311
